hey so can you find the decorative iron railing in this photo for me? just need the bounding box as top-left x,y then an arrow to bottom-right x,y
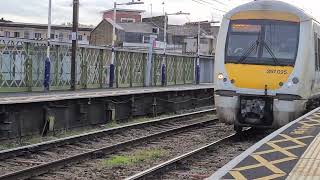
0,37 -> 214,92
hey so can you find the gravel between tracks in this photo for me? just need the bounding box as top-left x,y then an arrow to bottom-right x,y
158,130 -> 271,180
0,113 -> 216,177
36,122 -> 234,179
33,120 -> 233,180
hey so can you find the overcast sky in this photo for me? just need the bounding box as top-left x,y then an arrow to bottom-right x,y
0,0 -> 318,26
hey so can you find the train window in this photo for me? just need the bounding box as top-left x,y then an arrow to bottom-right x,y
225,20 -> 299,66
262,24 -> 299,60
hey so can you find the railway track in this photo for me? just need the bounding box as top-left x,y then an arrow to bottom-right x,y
126,129 -> 269,180
0,109 -> 216,180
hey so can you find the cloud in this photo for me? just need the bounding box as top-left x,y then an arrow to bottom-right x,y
3,0 -> 319,26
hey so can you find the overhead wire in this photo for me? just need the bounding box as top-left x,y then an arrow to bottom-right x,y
191,0 -> 228,13
205,0 -> 229,7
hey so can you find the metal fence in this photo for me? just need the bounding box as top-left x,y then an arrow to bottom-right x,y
0,37 -> 214,92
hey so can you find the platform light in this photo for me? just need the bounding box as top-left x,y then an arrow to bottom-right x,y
218,73 -> 224,80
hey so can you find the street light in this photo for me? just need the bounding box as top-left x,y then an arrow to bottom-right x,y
110,0 -> 144,88
161,11 -> 190,86
44,0 -> 52,92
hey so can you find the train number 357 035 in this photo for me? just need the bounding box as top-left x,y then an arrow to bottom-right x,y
266,69 -> 288,74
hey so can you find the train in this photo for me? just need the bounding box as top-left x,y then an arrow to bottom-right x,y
214,0 -> 320,131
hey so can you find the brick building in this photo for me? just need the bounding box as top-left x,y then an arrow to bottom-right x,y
90,18 -> 163,47
102,9 -> 144,23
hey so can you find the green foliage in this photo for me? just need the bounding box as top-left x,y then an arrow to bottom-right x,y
102,148 -> 167,168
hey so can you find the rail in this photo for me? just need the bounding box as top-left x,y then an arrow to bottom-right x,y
0,109 -> 216,180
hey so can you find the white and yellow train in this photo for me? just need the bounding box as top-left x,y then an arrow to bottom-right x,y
215,0 -> 320,131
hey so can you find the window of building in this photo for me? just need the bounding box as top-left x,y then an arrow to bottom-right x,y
50,34 -> 55,39
121,18 -> 135,23
34,33 -> 42,39
4,31 -> 10,37
14,32 -> 20,38
24,31 -> 30,39
59,33 -> 63,41
78,35 -> 82,41
152,28 -> 159,34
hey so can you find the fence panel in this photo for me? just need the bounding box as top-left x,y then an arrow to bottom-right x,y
0,39 -> 32,92
152,54 -> 162,86
50,44 -> 72,90
116,51 -> 131,88
130,52 -> 145,87
166,55 -> 176,85
0,37 -> 212,93
184,56 -> 195,84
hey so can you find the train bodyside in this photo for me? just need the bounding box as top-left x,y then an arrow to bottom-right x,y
214,0 -> 319,130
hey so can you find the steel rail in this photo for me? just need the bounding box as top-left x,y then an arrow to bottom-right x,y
0,116 -> 218,180
125,132 -> 239,180
0,108 -> 215,160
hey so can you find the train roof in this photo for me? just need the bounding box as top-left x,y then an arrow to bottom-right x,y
224,0 -> 314,22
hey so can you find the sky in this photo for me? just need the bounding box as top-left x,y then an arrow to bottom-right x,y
0,0 -> 318,26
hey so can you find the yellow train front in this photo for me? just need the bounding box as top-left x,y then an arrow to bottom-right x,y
214,0 -> 319,131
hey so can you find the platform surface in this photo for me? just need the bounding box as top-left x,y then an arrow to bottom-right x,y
0,84 -> 215,105
210,107 -> 320,180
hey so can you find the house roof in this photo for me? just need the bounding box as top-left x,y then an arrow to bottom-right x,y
102,8 -> 145,14
0,21 -> 93,31
104,18 -> 124,30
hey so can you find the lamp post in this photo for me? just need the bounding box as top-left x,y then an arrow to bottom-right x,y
44,0 -> 52,92
110,0 -> 144,88
70,0 -> 79,90
162,11 -> 190,86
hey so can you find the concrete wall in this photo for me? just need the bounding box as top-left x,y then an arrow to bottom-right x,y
0,88 -> 214,140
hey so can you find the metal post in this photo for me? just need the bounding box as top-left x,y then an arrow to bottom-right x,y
44,0 -> 52,92
146,35 -> 156,87
71,0 -> 79,90
47,0 -> 52,58
196,21 -> 201,84
161,13 -> 167,86
109,1 -> 117,88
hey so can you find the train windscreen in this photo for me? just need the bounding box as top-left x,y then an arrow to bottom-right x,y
225,20 -> 300,66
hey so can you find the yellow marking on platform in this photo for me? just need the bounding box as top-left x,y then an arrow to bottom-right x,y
252,155 -> 285,174
229,171 -> 247,180
229,134 -> 313,180
271,136 -> 312,144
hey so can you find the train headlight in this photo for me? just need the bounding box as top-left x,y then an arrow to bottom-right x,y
218,73 -> 224,80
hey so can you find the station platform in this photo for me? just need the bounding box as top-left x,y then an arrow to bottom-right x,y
210,107 -> 320,180
0,84 -> 214,105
